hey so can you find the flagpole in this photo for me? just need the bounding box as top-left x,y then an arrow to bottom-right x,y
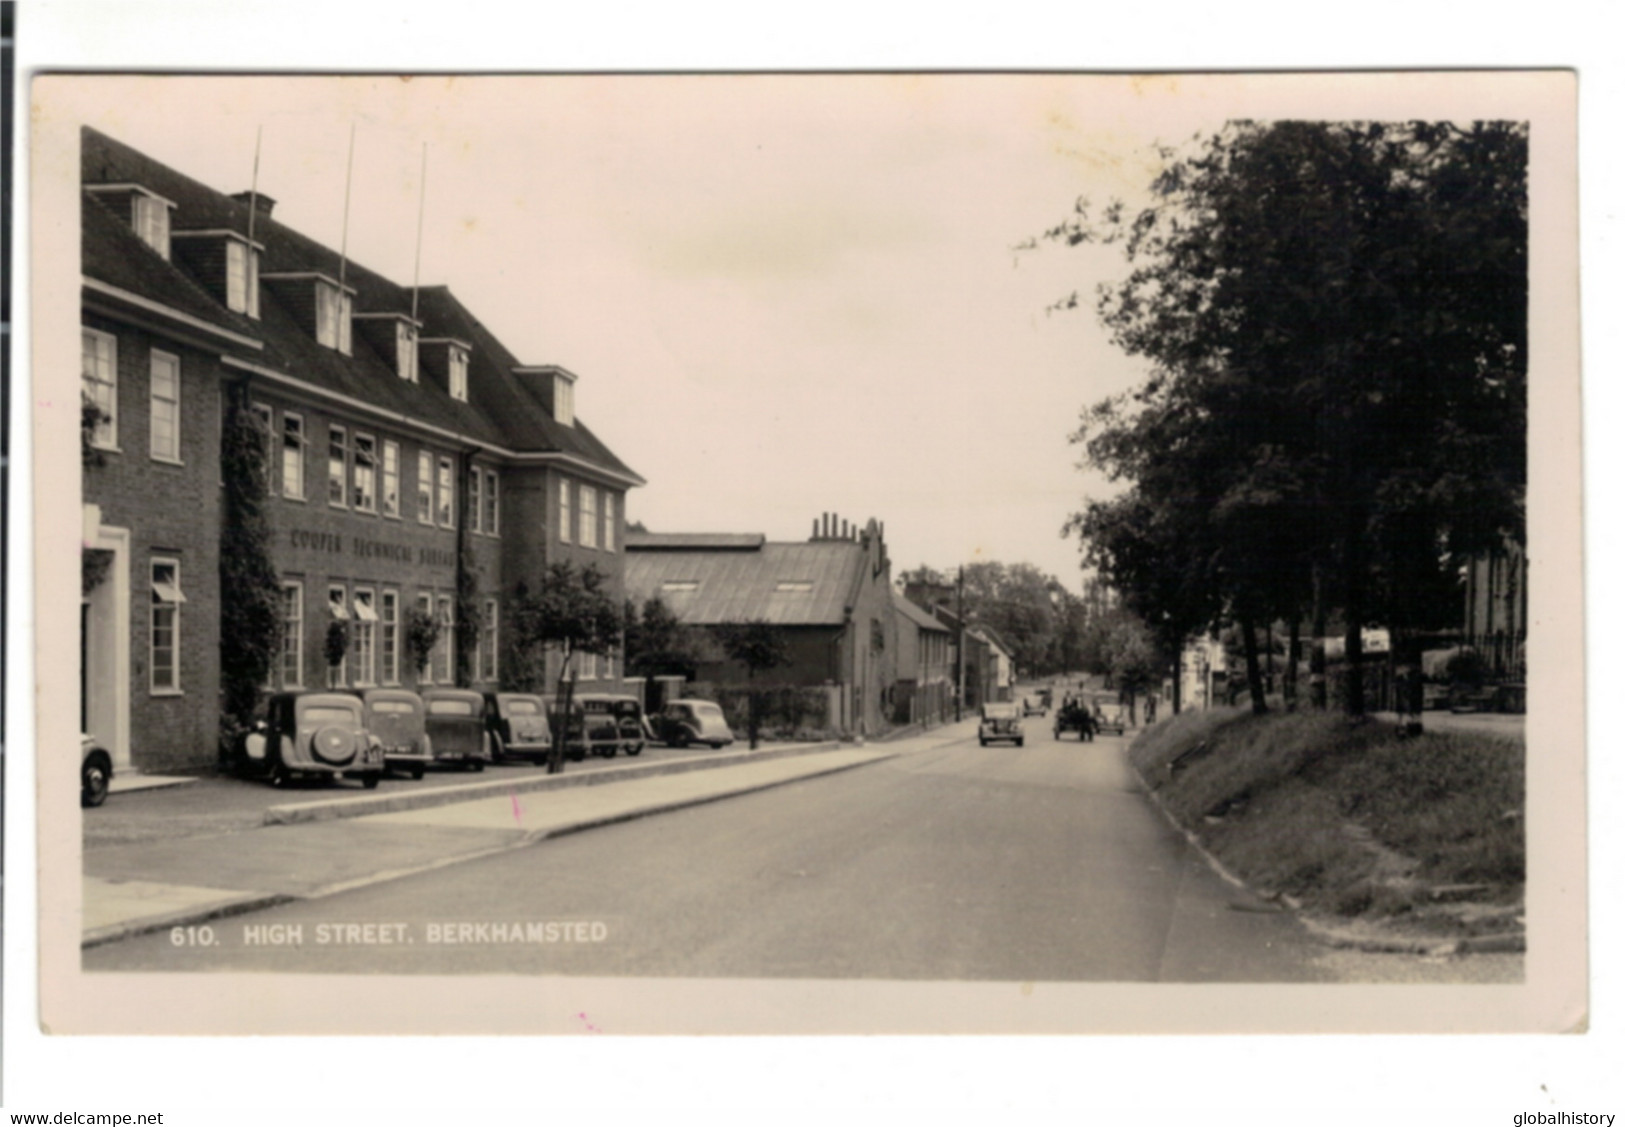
412,142 -> 427,324
246,125 -> 262,245
338,122 -> 355,287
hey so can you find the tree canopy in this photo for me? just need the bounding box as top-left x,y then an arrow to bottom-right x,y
1047,120 -> 1527,715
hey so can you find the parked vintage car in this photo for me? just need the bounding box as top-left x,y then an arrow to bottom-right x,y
652,699 -> 735,749
81,735 -> 113,808
979,701 -> 1025,747
362,688 -> 430,779
1021,695 -> 1047,717
577,693 -> 647,758
606,695 -> 647,757
542,695 -> 589,762
484,692 -> 553,765
231,692 -> 386,788
574,693 -> 625,758
421,688 -> 492,771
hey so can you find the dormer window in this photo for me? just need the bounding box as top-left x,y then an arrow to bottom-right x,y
555,373 -> 575,427
86,183 -> 176,260
396,322 -> 419,383
316,281 -> 353,354
133,194 -> 172,259
172,230 -> 265,317
225,239 -> 261,318
448,345 -> 468,401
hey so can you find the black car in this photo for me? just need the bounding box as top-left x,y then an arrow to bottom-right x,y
81,735 -> 113,807
228,692 -> 386,788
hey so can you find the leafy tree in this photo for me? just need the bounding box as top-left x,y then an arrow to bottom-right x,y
960,561 -> 1062,677
623,596 -> 702,682
715,619 -> 790,749
1046,120 -> 1527,719
510,563 -> 622,772
218,386 -> 283,732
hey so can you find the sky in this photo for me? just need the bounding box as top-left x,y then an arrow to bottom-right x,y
40,72 -> 1197,591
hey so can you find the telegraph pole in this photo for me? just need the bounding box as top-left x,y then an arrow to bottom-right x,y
954,566 -> 965,722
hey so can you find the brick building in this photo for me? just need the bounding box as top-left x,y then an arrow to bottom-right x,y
80,128 -> 642,774
624,514 -> 898,736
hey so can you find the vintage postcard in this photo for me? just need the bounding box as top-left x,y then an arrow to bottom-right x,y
30,70 -> 1582,1036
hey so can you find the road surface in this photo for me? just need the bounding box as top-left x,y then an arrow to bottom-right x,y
85,718 -> 1519,983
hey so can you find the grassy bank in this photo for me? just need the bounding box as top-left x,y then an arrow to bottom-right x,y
1129,708 -> 1523,938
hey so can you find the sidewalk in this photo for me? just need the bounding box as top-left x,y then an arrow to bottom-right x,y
83,722 -> 977,947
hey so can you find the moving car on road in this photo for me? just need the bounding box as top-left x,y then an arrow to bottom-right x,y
652,699 -> 735,749
1092,694 -> 1127,736
484,692 -> 553,765
362,688 -> 430,779
978,701 -> 1025,747
81,735 -> 113,807
1053,698 -> 1096,741
421,688 -> 493,771
230,692 -> 386,788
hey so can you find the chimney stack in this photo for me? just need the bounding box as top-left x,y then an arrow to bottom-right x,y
231,190 -> 276,218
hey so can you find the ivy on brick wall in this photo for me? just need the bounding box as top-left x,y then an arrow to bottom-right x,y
219,385 -> 283,728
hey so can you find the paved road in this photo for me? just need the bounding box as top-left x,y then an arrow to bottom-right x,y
85,719 -> 1518,983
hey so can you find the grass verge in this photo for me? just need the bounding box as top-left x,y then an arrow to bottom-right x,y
1129,708 -> 1523,938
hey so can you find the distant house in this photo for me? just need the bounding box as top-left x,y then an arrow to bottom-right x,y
978,624 -> 1017,701
1464,536 -> 1527,683
892,591 -> 954,727
625,514 -> 897,735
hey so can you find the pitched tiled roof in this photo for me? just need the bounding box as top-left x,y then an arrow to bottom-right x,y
625,540 -> 863,626
80,127 -> 640,481
81,192 -> 258,341
893,590 -> 952,633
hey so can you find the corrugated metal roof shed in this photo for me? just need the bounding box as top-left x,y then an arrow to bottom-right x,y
625,532 -> 767,551
625,541 -> 862,626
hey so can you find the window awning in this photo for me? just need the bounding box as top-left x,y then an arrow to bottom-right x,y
329,594 -> 350,619
151,576 -> 187,604
353,599 -> 379,623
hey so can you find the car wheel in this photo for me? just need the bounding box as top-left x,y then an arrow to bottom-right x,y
1016,738 -> 1025,747
363,773 -> 381,790
80,752 -> 112,808
472,760 -> 485,772
672,731 -> 690,749
627,743 -> 643,757
412,767 -> 425,781
979,738 -> 988,747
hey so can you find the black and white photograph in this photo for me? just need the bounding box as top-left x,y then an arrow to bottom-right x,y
8,6 -> 1615,1114
27,68 -> 1582,1036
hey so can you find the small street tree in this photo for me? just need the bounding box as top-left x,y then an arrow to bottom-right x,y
623,595 -> 703,682
510,563 -> 622,773
405,606 -> 441,681
715,619 -> 789,750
